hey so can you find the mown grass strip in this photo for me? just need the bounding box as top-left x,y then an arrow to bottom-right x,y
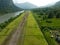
33,13 -> 58,45
23,12 -> 48,45
0,13 -> 25,45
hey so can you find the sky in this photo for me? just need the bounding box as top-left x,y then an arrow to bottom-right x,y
13,0 -> 60,7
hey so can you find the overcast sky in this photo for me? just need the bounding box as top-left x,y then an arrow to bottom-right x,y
13,0 -> 60,7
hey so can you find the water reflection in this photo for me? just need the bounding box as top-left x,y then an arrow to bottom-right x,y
0,11 -> 24,23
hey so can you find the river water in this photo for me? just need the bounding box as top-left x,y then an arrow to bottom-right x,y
0,11 -> 24,23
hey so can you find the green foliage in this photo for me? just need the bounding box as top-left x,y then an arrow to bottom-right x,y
33,12 -> 59,45
0,13 -> 22,31
0,0 -> 22,14
48,12 -> 54,18
46,20 -> 52,23
32,7 -> 60,19
32,1 -> 60,45
18,12 -> 48,45
42,28 -> 58,45
0,13 -> 24,45
56,12 -> 60,18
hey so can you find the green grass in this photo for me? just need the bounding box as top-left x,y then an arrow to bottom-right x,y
0,13 -> 25,45
41,18 -> 60,27
22,12 -> 48,45
33,13 -> 59,45
34,14 -> 60,29
42,30 -> 58,45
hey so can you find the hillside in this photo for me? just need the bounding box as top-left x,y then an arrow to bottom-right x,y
32,1 -> 60,45
53,1 -> 60,8
54,1 -> 60,6
0,0 -> 22,14
15,2 -> 38,9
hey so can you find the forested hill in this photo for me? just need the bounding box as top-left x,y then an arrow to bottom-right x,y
55,1 -> 60,6
0,0 -> 22,14
32,1 -> 60,18
53,1 -> 60,8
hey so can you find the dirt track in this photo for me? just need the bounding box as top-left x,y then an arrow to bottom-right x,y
2,12 -> 29,45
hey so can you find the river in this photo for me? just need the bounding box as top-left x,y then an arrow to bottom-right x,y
0,11 -> 24,23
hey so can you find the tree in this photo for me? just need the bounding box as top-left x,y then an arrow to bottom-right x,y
48,12 -> 54,18
56,12 -> 60,18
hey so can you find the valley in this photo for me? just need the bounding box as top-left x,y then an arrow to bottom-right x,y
0,0 -> 60,45
0,10 -> 60,45
0,11 -> 24,23
0,11 -> 48,45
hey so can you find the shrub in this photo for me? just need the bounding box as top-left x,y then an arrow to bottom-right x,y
56,13 -> 60,18
48,12 -> 54,18
46,20 -> 52,23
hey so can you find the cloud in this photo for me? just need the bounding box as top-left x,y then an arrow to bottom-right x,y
13,0 -> 60,6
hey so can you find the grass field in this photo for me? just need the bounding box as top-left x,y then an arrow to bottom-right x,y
41,18 -> 60,28
0,13 -> 25,45
34,14 -> 60,29
20,12 -> 48,45
33,13 -> 59,45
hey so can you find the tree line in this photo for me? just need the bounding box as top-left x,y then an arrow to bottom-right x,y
32,7 -> 60,18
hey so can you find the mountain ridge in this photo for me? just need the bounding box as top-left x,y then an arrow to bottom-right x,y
0,0 -> 22,14
15,2 -> 38,9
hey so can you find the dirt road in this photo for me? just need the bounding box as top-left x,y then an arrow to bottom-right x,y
2,12 -> 29,45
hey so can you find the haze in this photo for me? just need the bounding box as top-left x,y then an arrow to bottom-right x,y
13,0 -> 59,7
